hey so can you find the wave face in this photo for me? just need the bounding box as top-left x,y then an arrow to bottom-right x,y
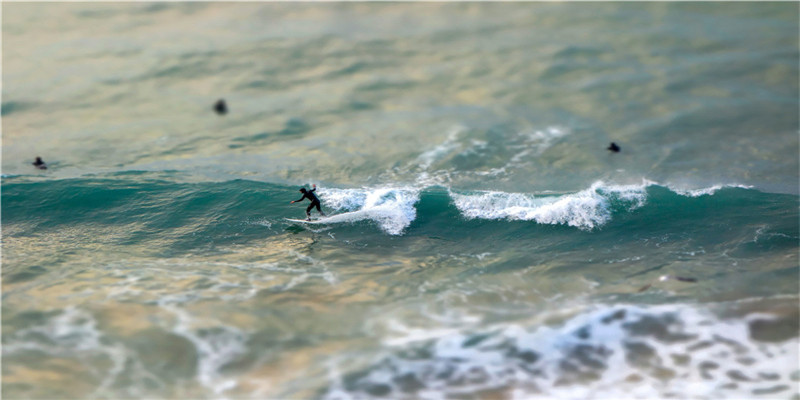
2,178 -> 797,241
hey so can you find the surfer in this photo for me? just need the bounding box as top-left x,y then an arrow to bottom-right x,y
213,99 -> 228,115
290,184 -> 326,221
32,156 -> 47,170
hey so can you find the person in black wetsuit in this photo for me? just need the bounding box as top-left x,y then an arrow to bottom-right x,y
290,184 -> 326,220
32,156 -> 47,170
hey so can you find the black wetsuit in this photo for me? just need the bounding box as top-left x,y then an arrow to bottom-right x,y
294,188 -> 324,218
32,157 -> 47,170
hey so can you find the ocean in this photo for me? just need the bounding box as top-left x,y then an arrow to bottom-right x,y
2,2 -> 798,399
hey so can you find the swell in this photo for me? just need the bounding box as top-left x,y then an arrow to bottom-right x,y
1,178 -> 296,255
2,178 -> 797,245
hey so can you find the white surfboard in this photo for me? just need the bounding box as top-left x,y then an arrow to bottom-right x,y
285,217 -> 332,224
285,210 -> 369,225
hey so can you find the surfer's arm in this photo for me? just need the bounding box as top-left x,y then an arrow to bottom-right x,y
291,195 -> 306,203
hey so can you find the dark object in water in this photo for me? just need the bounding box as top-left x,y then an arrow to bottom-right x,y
213,99 -> 228,115
638,275 -> 698,292
660,275 -> 698,283
32,156 -> 47,170
607,142 -> 621,153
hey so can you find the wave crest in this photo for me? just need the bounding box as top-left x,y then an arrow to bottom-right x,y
451,181 -> 648,230
320,187 -> 421,235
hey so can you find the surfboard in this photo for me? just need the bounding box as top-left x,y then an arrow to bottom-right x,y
285,211 -> 361,225
285,217 -> 331,224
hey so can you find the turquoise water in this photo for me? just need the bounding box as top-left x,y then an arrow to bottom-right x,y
2,3 -> 799,399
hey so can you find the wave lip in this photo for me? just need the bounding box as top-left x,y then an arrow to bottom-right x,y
319,187 -> 421,235
667,183 -> 755,198
450,181 -> 647,230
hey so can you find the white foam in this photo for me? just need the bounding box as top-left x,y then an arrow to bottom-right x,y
102,257 -> 336,308
161,305 -> 249,396
416,127 -> 464,170
451,181 -> 647,230
247,218 -> 272,229
508,126 -> 569,164
3,307 -> 104,353
325,301 -> 800,400
666,183 -> 754,197
3,307 -> 147,397
319,187 -> 421,235
395,125 -> 568,185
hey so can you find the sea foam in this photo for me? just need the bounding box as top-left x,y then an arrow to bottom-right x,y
319,187 -> 421,235
324,301 -> 800,400
450,181 -> 647,230
667,183 -> 755,197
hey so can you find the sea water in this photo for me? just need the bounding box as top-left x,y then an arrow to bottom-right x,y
2,3 -> 798,399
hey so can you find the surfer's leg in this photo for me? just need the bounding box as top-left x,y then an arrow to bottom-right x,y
315,202 -> 325,216
306,204 -> 313,220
